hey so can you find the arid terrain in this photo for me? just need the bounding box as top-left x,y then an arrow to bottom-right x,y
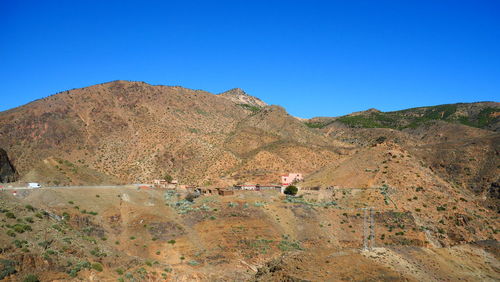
0,81 -> 499,281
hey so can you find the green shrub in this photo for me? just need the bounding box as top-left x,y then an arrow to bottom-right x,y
23,274 -> 39,282
5,212 -> 15,219
185,193 -> 199,202
116,268 -> 124,275
278,240 -> 303,251
167,240 -> 176,245
13,224 -> 32,233
163,174 -> 173,183
25,205 -> 35,212
237,103 -> 261,113
6,230 -> 16,237
284,185 -> 298,196
91,262 -> 103,272
13,239 -> 28,248
0,259 -> 17,279
38,241 -> 51,249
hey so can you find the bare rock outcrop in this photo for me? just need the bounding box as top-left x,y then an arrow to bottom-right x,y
0,148 -> 17,183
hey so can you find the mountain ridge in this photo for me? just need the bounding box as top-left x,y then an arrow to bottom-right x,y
0,80 -> 498,210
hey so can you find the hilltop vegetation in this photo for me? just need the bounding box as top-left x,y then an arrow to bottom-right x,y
306,102 -> 500,130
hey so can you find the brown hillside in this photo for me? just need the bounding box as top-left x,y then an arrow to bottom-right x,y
0,81 -> 347,186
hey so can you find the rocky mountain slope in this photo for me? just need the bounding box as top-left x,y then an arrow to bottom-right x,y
0,81 -> 498,281
0,81 -> 498,202
0,81 -> 345,186
1,187 -> 498,281
218,88 -> 267,108
0,148 -> 18,183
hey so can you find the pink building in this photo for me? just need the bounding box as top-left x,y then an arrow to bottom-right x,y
281,173 -> 303,186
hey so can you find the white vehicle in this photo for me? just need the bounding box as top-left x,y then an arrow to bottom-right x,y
28,182 -> 42,188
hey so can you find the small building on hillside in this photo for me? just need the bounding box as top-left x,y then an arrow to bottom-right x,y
281,173 -> 303,186
257,184 -> 282,192
194,187 -> 234,196
195,187 -> 217,195
153,179 -> 178,188
152,179 -> 167,188
218,189 -> 234,196
234,184 -> 258,190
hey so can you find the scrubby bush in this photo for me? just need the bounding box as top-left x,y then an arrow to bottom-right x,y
185,193 -> 199,202
23,274 -> 39,282
68,261 -> 91,277
25,205 -> 35,212
0,259 -> 17,279
284,185 -> 298,196
13,224 -> 32,233
163,174 -> 173,183
436,206 -> 446,211
91,262 -> 103,272
13,239 -> 28,248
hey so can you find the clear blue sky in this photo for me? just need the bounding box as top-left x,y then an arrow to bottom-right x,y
1,0 -> 499,118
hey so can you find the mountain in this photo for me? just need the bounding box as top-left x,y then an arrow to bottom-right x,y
0,81 -> 498,281
0,82 -> 497,197
0,80 -> 344,186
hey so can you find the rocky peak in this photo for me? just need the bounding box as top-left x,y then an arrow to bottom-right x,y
219,88 -> 267,108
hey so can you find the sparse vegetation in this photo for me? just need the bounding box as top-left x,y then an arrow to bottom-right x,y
284,185 -> 298,196
237,103 -> 261,113
91,262 -> 103,271
436,206 -> 446,212
23,274 -> 39,282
